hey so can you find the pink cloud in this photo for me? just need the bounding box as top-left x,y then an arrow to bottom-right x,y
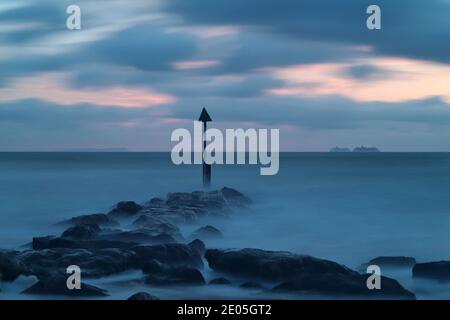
266,58 -> 450,104
172,59 -> 219,70
0,73 -> 175,108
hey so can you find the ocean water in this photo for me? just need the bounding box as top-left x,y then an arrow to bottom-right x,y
1,152 -> 450,299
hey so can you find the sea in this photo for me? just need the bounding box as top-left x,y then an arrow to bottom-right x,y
1,152 -> 450,299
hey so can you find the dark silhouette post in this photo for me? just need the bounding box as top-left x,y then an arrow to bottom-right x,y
198,108 -> 212,188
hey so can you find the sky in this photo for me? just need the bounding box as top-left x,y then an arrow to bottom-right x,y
0,0 -> 449,151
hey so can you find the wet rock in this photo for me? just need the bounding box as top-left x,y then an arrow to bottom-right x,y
209,277 -> 231,285
61,213 -> 119,227
0,250 -> 26,281
187,239 -> 206,256
413,261 -> 450,281
190,225 -> 222,240
19,248 -> 137,278
360,256 -> 416,270
33,236 -> 138,250
109,201 -> 143,217
62,224 -> 101,240
22,273 -> 108,297
127,292 -> 160,300
221,187 -> 251,206
240,281 -> 263,289
148,198 -> 165,207
205,248 -> 415,299
132,215 -> 184,241
205,248 -> 355,282
272,273 -> 415,299
99,229 -> 178,244
132,240 -> 205,269
142,260 -> 205,286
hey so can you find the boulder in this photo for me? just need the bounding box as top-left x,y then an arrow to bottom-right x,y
272,273 -> 415,299
360,256 -> 416,270
209,277 -> 232,285
127,292 -> 159,300
132,215 -> 184,241
142,260 -> 205,286
0,250 -> 26,281
22,273 -> 108,297
109,201 -> 143,216
190,225 -> 222,241
62,224 -> 101,240
19,248 -> 137,278
131,240 -> 205,269
61,213 -> 119,227
99,229 -> 178,244
205,248 -> 415,299
32,236 -> 138,250
413,261 -> 450,281
221,187 -> 251,206
205,248 -> 355,282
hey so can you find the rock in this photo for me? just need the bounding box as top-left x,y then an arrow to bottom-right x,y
62,224 -> 101,240
61,213 -> 119,227
360,256 -> 416,271
240,281 -> 263,289
127,292 -> 160,300
209,277 -> 232,285
190,225 -> 223,240
99,229 -> 178,244
205,248 -> 355,282
272,273 -> 415,299
148,198 -> 165,207
132,215 -> 184,241
109,201 -> 143,216
142,260 -> 205,286
0,250 -> 25,281
32,236 -> 138,250
221,187 -> 251,206
413,261 -> 450,281
205,248 -> 415,299
19,248 -> 137,278
22,273 -> 108,296
187,239 -> 206,256
132,240 -> 205,269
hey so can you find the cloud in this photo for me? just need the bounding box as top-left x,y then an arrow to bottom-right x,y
0,72 -> 175,108
164,0 -> 450,65
266,58 -> 450,104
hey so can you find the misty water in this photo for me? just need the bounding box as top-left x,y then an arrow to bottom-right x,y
1,152 -> 450,299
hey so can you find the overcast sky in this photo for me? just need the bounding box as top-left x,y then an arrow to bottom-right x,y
0,0 -> 449,151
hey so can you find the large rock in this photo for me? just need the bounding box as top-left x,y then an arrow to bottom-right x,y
205,248 -> 415,299
22,273 -> 108,297
62,224 -> 101,240
98,229 -> 178,245
272,273 -> 415,299
189,225 -> 223,240
19,248 -> 137,278
61,213 -> 119,227
131,240 -> 205,269
132,215 -> 184,241
32,236 -> 138,250
127,292 -> 160,300
109,201 -> 143,217
205,248 -> 355,282
413,261 -> 450,280
221,187 -> 251,206
0,250 -> 26,281
360,256 -> 416,271
142,260 -> 205,286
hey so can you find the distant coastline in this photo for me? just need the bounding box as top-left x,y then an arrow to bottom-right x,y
330,146 -> 381,153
